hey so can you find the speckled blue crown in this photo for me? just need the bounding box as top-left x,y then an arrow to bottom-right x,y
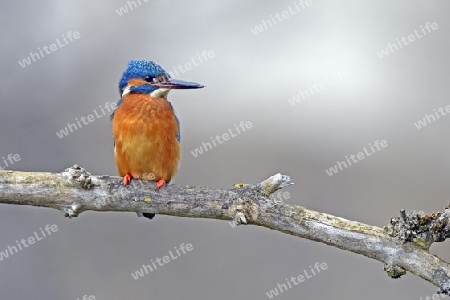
118,60 -> 170,94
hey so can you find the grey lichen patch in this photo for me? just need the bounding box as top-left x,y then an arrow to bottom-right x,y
385,209 -> 423,244
385,208 -> 449,248
62,165 -> 95,189
432,269 -> 450,295
384,263 -> 406,279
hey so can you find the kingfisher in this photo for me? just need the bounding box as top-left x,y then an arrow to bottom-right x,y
111,60 -> 204,219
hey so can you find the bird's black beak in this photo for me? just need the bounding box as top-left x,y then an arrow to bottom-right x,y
153,78 -> 204,89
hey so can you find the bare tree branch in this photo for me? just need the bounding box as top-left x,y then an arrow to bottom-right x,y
0,165 -> 449,295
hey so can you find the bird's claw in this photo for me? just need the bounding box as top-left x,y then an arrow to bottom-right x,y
156,178 -> 166,189
123,173 -> 133,185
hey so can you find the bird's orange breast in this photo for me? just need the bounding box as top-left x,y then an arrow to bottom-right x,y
112,93 -> 180,183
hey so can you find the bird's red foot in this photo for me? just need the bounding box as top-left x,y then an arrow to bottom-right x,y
123,173 -> 133,185
156,178 -> 166,189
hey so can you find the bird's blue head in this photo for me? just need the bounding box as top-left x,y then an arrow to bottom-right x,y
118,60 -> 203,96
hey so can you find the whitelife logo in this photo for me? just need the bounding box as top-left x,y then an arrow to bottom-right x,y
419,292 -> 447,300
0,153 -> 21,170
325,140 -> 388,176
55,101 -> 117,139
18,31 -> 81,68
413,104 -> 450,129
166,50 -> 215,78
76,296 -> 96,300
0,224 -> 58,262
288,69 -> 349,105
131,243 -> 193,280
250,0 -> 313,35
190,121 -> 253,158
115,0 -> 149,16
376,22 -> 438,58
265,262 -> 328,299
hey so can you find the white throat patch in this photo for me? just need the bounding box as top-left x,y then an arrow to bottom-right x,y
122,86 -> 131,97
122,85 -> 171,98
150,88 -> 170,98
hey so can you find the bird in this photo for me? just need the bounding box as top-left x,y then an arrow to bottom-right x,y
111,60 -> 204,219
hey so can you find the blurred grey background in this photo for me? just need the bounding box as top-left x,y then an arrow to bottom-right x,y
1,0 -> 450,299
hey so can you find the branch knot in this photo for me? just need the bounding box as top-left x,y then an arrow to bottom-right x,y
385,207 -> 450,249
62,165 -> 94,189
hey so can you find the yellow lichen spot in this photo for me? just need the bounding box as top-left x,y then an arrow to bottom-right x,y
234,183 -> 248,188
413,236 -> 430,250
144,197 -> 152,203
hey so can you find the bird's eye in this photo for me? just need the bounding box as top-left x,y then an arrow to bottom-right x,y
143,75 -> 154,82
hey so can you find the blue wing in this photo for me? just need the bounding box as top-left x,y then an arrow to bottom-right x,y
110,98 -> 122,122
110,98 -> 122,146
168,102 -> 180,142
175,114 -> 180,142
